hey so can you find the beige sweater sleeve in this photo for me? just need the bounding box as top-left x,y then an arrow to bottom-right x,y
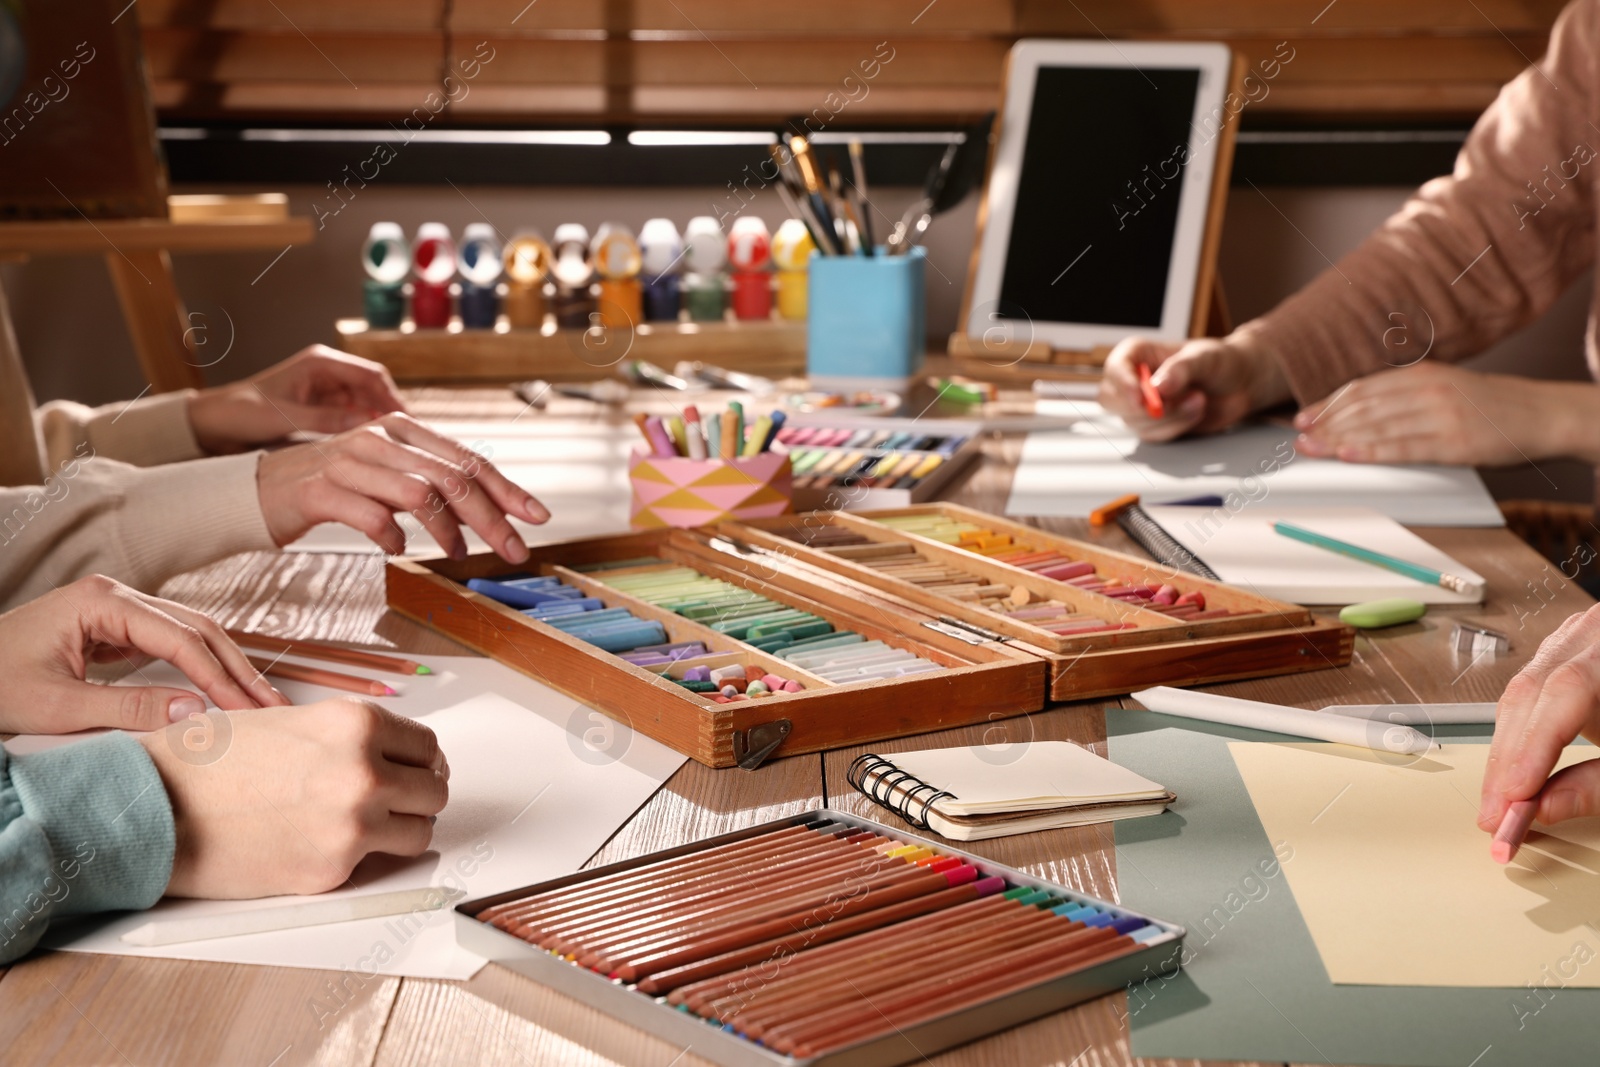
0,453 -> 277,612
1235,0 -> 1600,405
37,390 -> 205,470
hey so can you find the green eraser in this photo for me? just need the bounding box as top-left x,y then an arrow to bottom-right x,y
1339,597 -> 1427,629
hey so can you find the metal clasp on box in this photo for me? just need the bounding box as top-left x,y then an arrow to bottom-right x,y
733,719 -> 792,770
922,616 -> 1005,645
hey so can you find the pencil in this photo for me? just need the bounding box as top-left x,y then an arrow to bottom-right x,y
246,656 -> 397,697
582,855 -> 939,971
479,822 -> 834,926
536,835 -> 898,951
1272,521 -> 1482,596
226,630 -> 430,676
632,868 -> 996,992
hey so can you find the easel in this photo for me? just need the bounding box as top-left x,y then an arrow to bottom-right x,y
0,195 -> 312,392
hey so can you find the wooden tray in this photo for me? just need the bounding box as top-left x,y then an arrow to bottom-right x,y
386,526 -> 1045,769
724,503 -> 1351,702
386,506 -> 1352,767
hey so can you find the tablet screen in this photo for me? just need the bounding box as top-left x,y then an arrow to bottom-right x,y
996,66 -> 1201,330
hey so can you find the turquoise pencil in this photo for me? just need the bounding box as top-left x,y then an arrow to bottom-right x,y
1271,521 -> 1480,596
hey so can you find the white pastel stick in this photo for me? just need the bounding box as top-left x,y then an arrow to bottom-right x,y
1131,686 -> 1440,756
1320,703 -> 1497,725
120,886 -> 465,947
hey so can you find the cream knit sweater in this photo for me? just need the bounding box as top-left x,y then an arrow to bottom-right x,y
0,291 -> 275,612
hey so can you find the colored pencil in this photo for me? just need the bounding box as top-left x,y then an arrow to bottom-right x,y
604,863 -> 972,979
536,836 -> 903,951
634,872 -> 1000,993
226,630 -> 430,676
773,926 -> 1144,1056
478,823 -> 833,925
245,655 -> 397,697
1273,520 -> 1483,596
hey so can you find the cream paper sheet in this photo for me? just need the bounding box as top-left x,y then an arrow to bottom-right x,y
1229,741 -> 1600,988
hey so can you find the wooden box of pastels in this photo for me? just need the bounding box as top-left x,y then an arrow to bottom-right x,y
385,503 -> 1349,768
722,502 -> 1354,703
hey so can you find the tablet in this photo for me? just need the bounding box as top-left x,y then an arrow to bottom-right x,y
963,40 -> 1236,351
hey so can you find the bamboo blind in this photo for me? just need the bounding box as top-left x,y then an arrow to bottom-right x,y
138,0 -> 1565,124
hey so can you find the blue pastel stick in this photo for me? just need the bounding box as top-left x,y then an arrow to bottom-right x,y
760,410 -> 786,452
542,608 -> 636,630
529,597 -> 605,615
467,578 -> 567,608
575,622 -> 667,652
504,575 -> 561,588
1108,915 -> 1152,935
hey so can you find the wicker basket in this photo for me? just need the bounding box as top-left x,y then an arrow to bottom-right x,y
1499,499 -> 1600,597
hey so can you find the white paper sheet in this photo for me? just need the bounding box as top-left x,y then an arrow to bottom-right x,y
286,418 -> 634,554
1141,505 -> 1486,604
7,655 -> 686,978
1003,407 -> 1503,527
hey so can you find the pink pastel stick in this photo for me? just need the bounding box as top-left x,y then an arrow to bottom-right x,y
1491,799 -> 1537,864
1038,561 -> 1097,581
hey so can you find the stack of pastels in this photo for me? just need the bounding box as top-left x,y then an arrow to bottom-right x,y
468,575 -> 668,653
763,526 -> 1139,636
864,514 -> 1247,621
587,564 -> 946,692
777,426 -> 966,492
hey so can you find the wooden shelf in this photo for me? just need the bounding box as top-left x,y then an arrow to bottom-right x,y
0,214 -> 313,257
336,316 -> 807,383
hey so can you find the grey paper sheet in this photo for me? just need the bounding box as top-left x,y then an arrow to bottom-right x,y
1108,709 -> 1596,1067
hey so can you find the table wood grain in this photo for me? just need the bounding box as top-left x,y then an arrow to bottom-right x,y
0,387 -> 1588,1067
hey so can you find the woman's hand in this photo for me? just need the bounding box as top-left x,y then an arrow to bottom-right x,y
138,699 -> 449,897
256,412 -> 550,562
1480,606 -> 1600,850
188,345 -> 406,453
1099,336 -> 1292,441
0,575 -> 285,735
1294,362 -> 1596,466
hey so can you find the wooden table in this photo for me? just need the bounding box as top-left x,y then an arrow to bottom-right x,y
0,389 -> 1586,1067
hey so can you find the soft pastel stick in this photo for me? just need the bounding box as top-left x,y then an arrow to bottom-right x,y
683,405 -> 708,460
719,409 -> 738,459
762,410 -> 787,451
643,416 -> 677,458
743,415 -> 773,457
665,416 -> 688,456
466,577 -> 567,608
1492,799 -> 1537,864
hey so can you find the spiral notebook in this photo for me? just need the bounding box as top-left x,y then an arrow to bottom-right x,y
849,742 -> 1174,841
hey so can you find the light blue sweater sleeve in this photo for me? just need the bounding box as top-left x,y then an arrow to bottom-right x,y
0,733 -> 175,963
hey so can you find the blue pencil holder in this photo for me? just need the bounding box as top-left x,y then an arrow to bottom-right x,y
806,247 -> 926,388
